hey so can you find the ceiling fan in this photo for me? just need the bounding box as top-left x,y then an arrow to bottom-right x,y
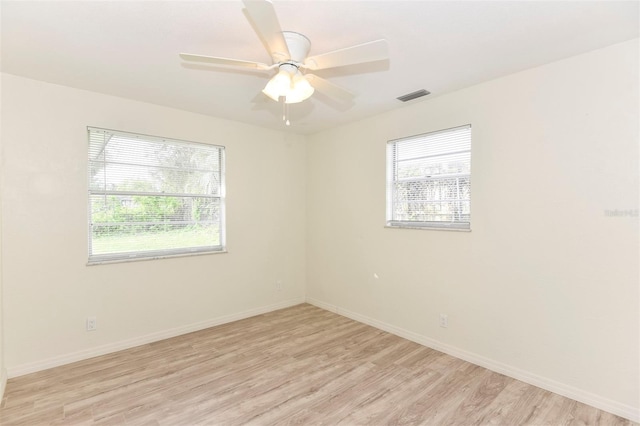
180,0 -> 389,105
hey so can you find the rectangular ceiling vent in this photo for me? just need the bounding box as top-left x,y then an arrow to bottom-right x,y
396,89 -> 431,102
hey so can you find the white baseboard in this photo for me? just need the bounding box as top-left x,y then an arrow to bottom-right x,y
306,297 -> 639,423
7,297 -> 305,379
0,367 -> 7,401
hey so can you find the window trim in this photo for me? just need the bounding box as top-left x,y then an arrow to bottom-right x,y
87,247 -> 228,266
386,124 -> 472,231
87,127 -> 226,265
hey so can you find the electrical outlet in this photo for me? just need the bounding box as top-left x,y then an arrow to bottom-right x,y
439,314 -> 448,328
276,280 -> 283,291
86,316 -> 97,331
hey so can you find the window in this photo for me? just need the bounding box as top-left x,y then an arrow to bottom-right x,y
386,124 -> 471,230
88,127 -> 225,263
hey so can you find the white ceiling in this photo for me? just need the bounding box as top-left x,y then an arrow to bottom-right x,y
1,1 -> 638,134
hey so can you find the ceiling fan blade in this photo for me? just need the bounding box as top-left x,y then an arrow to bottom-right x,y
304,39 -> 389,71
305,74 -> 355,103
242,0 -> 290,62
179,53 -> 272,71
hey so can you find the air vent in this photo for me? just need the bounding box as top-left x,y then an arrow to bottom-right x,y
396,89 -> 431,102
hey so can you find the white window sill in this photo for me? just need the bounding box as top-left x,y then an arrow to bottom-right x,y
384,225 -> 471,232
87,249 -> 228,266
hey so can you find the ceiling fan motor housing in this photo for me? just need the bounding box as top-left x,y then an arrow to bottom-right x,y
278,63 -> 298,75
282,31 -> 311,63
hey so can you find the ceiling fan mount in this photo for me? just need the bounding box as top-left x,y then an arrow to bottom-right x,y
279,31 -> 311,64
180,0 -> 389,106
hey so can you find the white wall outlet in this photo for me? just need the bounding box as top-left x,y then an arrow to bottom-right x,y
86,316 -> 97,331
439,314 -> 448,328
276,280 -> 283,291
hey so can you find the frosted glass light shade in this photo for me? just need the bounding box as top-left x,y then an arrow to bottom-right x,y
285,74 -> 315,104
263,68 -> 315,104
262,70 -> 292,101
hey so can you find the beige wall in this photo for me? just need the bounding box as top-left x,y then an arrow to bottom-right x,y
0,73 -> 307,370
306,39 -> 639,415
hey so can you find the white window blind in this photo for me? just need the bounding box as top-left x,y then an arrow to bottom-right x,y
88,127 -> 225,263
386,125 -> 471,230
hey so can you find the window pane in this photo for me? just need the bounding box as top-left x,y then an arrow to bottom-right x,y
92,223 -> 220,255
88,127 -> 225,262
89,161 -> 221,196
396,152 -> 471,179
393,177 -> 470,222
90,195 -> 221,255
387,125 -> 471,229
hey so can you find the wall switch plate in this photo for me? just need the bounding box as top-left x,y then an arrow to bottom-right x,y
276,280 -> 283,291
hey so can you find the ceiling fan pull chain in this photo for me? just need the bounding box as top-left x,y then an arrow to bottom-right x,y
285,103 -> 291,126
282,99 -> 291,126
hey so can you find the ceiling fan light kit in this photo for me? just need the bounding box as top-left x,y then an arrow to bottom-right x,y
260,32 -> 315,104
179,0 -> 389,119
262,60 -> 315,104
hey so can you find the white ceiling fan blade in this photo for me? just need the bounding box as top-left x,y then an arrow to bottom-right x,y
303,39 -> 389,71
305,74 -> 355,103
180,53 -> 272,71
242,0 -> 290,62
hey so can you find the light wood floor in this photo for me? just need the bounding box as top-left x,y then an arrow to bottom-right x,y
0,304 -> 635,425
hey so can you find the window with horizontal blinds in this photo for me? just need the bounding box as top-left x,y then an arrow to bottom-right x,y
386,125 -> 471,230
88,127 -> 225,263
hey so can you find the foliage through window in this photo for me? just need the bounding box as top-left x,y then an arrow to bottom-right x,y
386,125 -> 471,230
88,127 -> 225,263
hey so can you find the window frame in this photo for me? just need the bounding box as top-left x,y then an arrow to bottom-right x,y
386,124 -> 472,231
87,127 -> 226,265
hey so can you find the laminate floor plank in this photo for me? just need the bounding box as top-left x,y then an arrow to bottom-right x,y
399,364 -> 490,425
438,370 -> 511,426
528,393 -> 579,426
504,385 -> 558,425
474,379 -> 532,424
1,304 -> 635,425
334,366 -> 443,425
